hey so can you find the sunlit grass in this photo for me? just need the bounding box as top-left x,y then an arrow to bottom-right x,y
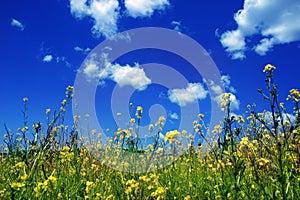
0,64 -> 299,199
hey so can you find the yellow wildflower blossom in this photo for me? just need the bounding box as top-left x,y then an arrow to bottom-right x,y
263,64 -> 276,72
165,130 -> 180,143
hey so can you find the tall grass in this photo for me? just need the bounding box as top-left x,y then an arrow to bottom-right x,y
0,64 -> 299,199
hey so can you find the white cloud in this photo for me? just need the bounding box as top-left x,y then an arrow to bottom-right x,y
125,0 -> 169,18
70,0 -> 120,38
74,46 -> 91,54
260,111 -> 296,124
110,64 -> 151,90
11,19 -> 24,31
43,55 -> 53,63
169,112 -> 179,120
42,54 -> 70,66
168,83 -> 208,107
220,30 -> 246,59
220,0 -> 300,59
204,75 -> 236,95
56,56 -> 71,67
82,54 -> 151,90
221,75 -> 236,93
254,38 -> 275,55
83,62 -> 100,79
83,63 -> 99,79
171,21 -> 182,32
210,84 -> 223,95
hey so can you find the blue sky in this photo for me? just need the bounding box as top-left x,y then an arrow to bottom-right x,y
1,0 -> 300,142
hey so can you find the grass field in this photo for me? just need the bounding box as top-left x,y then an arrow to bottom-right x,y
1,64 -> 299,199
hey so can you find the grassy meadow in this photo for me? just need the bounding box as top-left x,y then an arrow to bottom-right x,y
0,64 -> 299,199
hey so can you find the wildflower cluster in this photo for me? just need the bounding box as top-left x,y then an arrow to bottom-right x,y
0,65 -> 300,199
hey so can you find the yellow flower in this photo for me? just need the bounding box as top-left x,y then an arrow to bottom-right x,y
212,125 -> 222,134
58,193 -> 63,199
21,126 -> 28,132
290,89 -> 300,96
106,194 -> 114,200
257,158 -> 270,166
237,116 -> 245,123
48,175 -> 57,184
21,174 -> 28,181
74,115 -> 80,122
165,130 -> 180,143
11,182 -> 25,189
85,181 -> 94,193
287,89 -> 300,102
125,179 -> 139,195
240,136 -> 249,145
158,115 -> 166,122
66,85 -> 74,92
263,64 -> 276,72
149,124 -> 154,131
136,106 -> 143,118
15,162 -> 26,168
147,144 -> 154,151
130,118 -> 135,123
61,99 -> 67,105
23,97 -> 28,102
198,113 -> 204,120
137,106 -> 143,112
139,175 -> 150,182
46,108 -> 51,114
126,132 -> 131,138
220,93 -> 232,100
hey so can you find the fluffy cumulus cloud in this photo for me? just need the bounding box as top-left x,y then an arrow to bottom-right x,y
82,54 -> 151,90
168,83 -> 208,107
11,19 -> 24,31
70,0 -> 120,38
220,0 -> 300,59
125,0 -> 169,18
43,55 -> 53,63
110,64 -> 151,90
69,0 -> 170,37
